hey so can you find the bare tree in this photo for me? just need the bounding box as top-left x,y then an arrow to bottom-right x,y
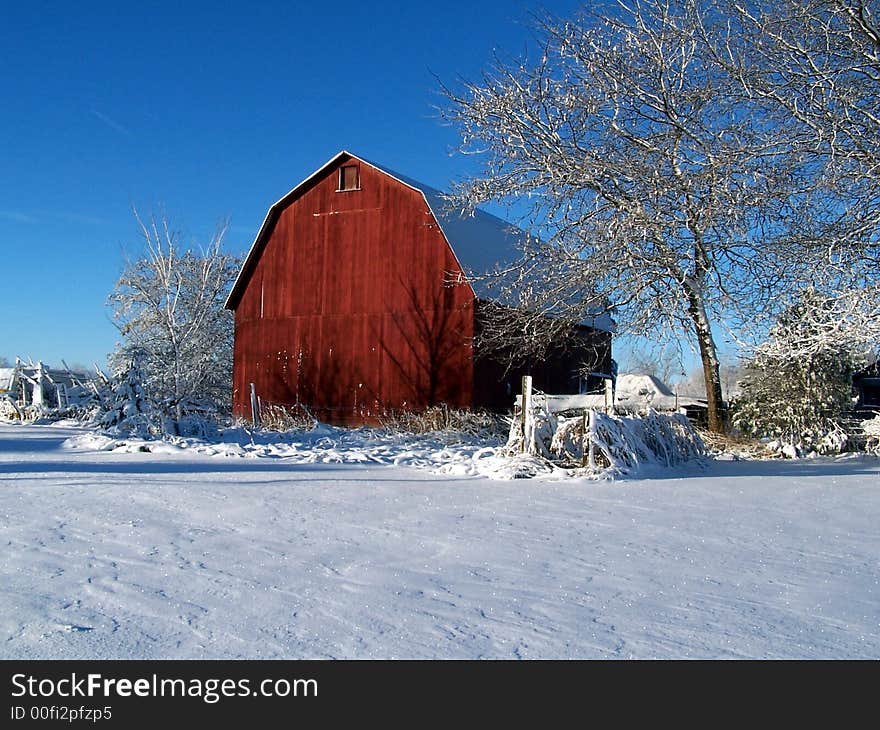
108,210 -> 241,431
719,359 -> 745,400
679,357 -> 744,400
621,344 -> 684,386
441,0 -> 813,432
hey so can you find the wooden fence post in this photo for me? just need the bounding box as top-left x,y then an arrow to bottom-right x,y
250,383 -> 261,426
604,378 -> 614,414
581,409 -> 589,467
586,408 -> 596,471
521,375 -> 533,454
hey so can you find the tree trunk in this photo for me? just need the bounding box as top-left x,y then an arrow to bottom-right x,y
682,282 -> 726,433
695,324 -> 725,433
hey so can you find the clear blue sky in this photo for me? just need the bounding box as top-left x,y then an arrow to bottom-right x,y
2,0 -> 592,369
2,0 -> 724,378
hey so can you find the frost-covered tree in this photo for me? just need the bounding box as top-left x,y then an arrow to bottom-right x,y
108,210 -> 240,432
713,0 -> 880,351
441,0 -> 880,433
441,0 -> 817,433
741,285 -> 880,361
99,357 -> 155,438
732,291 -> 861,451
719,0 -> 880,215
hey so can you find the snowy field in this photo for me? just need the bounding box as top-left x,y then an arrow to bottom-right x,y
1,421 -> 878,659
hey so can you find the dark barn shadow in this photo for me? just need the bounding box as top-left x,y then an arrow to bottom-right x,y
621,455 -> 880,481
0,432 -> 73,453
0,458 -> 478,484
376,278 -> 470,409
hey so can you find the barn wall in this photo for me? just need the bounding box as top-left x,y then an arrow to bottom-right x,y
232,156 -> 475,424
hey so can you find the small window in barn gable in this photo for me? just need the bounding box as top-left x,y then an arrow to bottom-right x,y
338,165 -> 360,192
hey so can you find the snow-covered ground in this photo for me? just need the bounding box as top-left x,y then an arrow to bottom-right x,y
1,421 -> 878,659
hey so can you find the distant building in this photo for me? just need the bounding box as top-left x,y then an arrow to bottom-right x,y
225,151 -> 613,424
853,362 -> 880,411
0,360 -> 99,417
615,373 -> 709,424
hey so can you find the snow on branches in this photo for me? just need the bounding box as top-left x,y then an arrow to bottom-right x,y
506,404 -> 706,477
743,285 -> 880,362
441,0 -> 880,434
100,358 -> 155,438
107,210 -> 240,434
732,290 -> 868,454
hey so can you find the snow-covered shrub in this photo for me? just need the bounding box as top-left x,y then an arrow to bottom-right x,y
99,360 -> 156,438
732,290 -> 861,456
507,406 -> 705,475
505,405 -> 558,459
763,423 -> 851,459
863,414 -> 880,456
107,211 -> 240,431
173,404 -> 222,439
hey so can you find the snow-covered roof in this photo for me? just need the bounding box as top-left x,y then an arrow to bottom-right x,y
616,374 -> 675,399
0,364 -> 97,390
615,373 -> 707,412
225,151 -> 613,332
356,156 -> 526,298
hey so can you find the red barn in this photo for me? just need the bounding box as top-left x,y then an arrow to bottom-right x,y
225,151 -> 612,424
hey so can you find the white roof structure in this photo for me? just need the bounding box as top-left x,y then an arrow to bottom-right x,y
615,374 -> 707,412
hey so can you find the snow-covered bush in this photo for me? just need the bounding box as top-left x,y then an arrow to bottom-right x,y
170,397 -> 225,439
505,406 -> 558,459
732,291 -> 861,456
763,425 -> 851,459
108,210 -> 240,432
863,414 -> 880,456
507,406 -> 705,475
99,360 -> 156,438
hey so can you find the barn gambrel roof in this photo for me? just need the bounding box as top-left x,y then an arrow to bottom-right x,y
357,155 -> 529,296
225,150 -> 528,310
225,150 -> 613,332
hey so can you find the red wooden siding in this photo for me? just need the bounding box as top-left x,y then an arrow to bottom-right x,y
231,155 -> 475,424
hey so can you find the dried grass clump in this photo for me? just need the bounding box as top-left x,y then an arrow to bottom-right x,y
259,402 -> 318,432
379,404 -> 506,437
697,428 -> 768,458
